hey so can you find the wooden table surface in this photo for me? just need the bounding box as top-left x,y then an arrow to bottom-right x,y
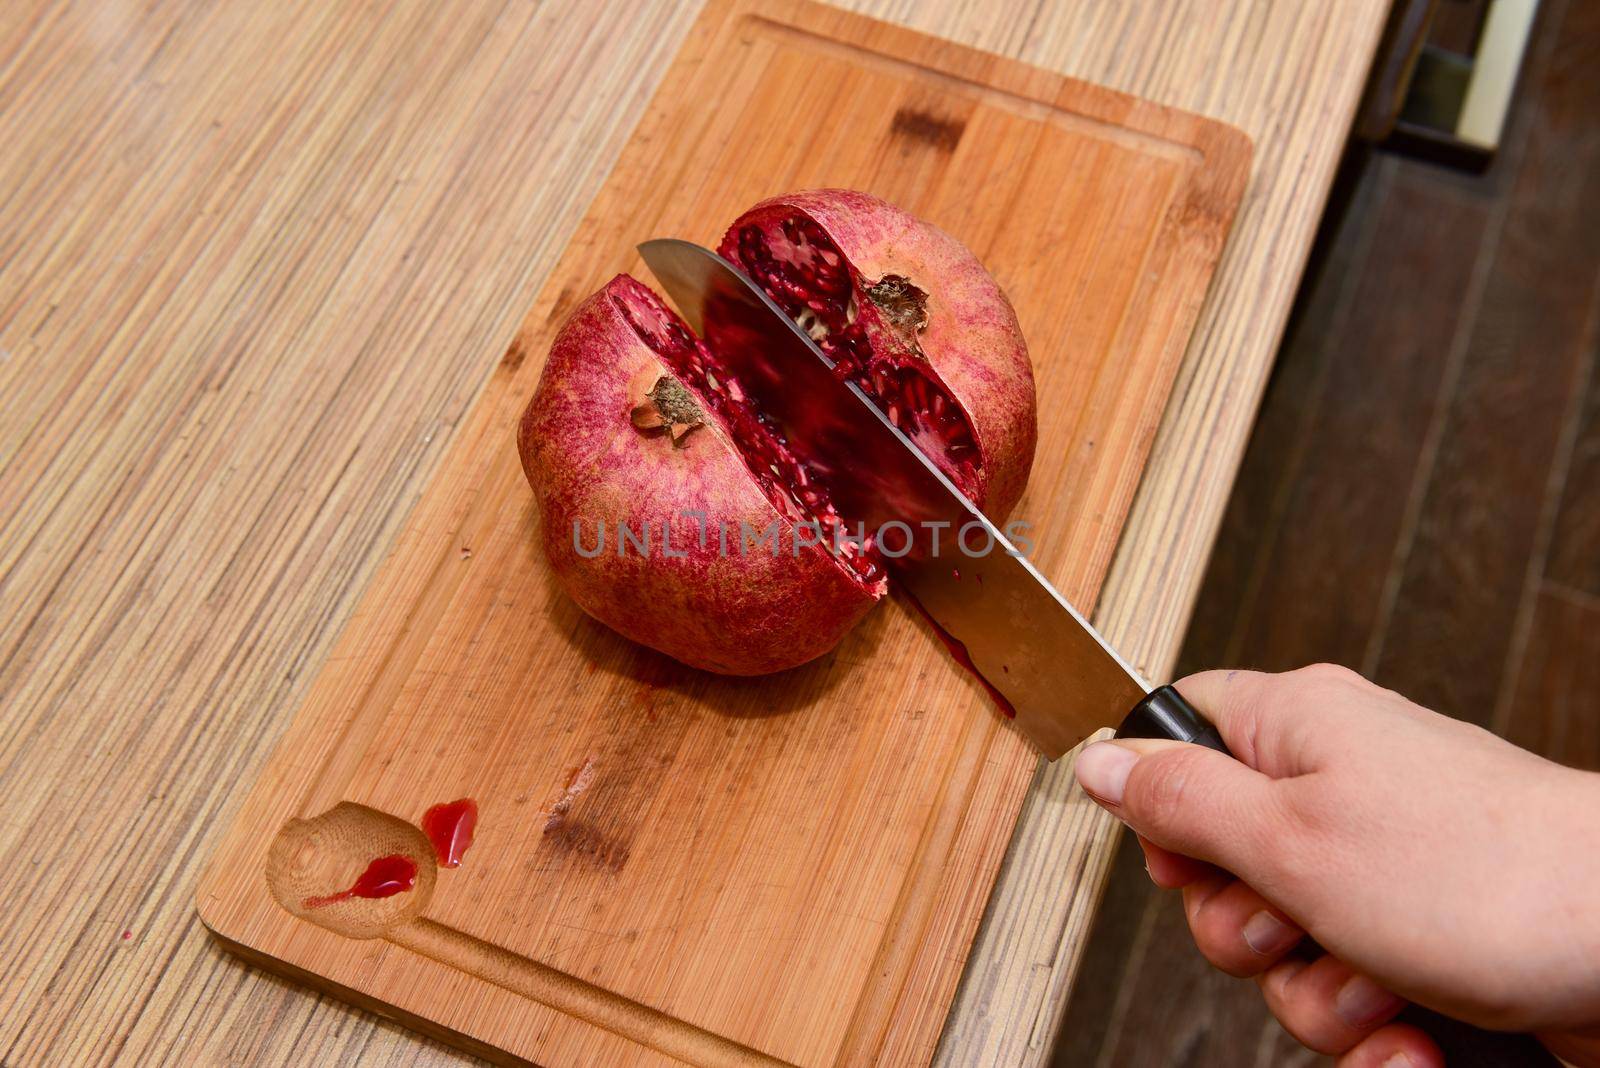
0,1 -> 1386,1065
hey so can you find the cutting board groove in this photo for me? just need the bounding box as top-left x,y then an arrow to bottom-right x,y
197,2 -> 1248,1065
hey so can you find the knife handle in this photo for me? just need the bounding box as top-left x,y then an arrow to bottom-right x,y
1116,684 -> 1229,752
1113,685 -> 1560,1066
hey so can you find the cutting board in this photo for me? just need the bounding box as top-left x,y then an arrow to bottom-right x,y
196,1 -> 1249,1064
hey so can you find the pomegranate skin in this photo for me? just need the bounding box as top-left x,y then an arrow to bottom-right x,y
718,189 -> 1037,519
519,277 -> 880,675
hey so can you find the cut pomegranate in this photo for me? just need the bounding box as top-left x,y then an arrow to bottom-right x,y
518,190 -> 1036,675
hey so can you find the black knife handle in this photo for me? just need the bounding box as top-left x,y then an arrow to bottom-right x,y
1116,685 -> 1229,752
1112,685 -> 1559,1066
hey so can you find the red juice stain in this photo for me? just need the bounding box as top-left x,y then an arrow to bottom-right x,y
121,930 -> 132,941
932,626 -> 1017,718
421,798 -> 478,868
906,595 -> 1016,719
303,854 -> 417,909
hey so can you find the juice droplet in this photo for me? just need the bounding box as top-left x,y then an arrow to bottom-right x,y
303,854 -> 417,909
421,798 -> 478,868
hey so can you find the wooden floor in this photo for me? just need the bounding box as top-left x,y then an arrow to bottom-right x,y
1053,0 -> 1600,1063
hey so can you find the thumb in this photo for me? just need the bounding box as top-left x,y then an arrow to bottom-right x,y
1075,738 -> 1285,879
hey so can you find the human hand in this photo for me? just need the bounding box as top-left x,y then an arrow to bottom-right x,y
1073,664 -> 1600,1067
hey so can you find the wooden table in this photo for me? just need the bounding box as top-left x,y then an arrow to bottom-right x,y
0,1 -> 1386,1065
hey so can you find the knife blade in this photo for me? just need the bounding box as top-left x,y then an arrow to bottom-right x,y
637,238 -> 1222,760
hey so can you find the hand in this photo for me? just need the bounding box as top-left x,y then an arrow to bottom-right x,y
1073,664 -> 1600,1067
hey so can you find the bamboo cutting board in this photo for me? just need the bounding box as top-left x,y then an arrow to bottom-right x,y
196,1 -> 1249,1064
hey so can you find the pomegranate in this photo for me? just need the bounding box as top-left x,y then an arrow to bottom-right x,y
518,190 -> 1036,675
718,189 -> 1036,517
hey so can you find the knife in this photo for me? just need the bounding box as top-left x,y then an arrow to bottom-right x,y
638,239 -> 1558,1068
637,237 -> 1221,761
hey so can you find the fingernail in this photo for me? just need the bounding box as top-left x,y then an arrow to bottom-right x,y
1381,1053 -> 1412,1068
1241,910 -> 1298,955
1075,742 -> 1138,805
1335,974 -> 1403,1026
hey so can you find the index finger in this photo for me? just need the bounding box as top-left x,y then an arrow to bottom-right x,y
1173,665 -> 1361,776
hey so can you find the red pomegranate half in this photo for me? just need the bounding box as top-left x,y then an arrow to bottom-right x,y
518,189 -> 1037,675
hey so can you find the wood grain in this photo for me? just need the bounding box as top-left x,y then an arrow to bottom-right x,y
1229,166 -> 1491,674
193,3 -> 1249,1064
1545,350 -> 1600,599
1372,0 -> 1600,727
1172,152 -> 1395,677
1504,587 -> 1600,772
0,1 -> 1385,1065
